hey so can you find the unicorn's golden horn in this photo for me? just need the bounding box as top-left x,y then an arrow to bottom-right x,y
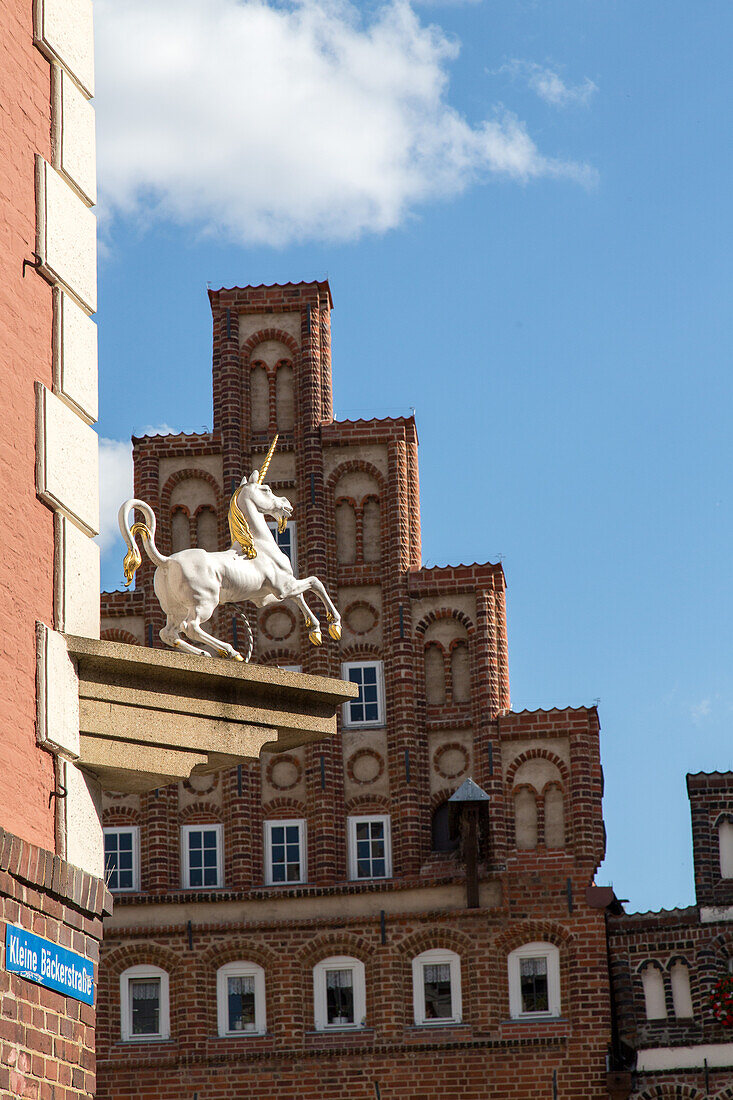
257,434 -> 279,484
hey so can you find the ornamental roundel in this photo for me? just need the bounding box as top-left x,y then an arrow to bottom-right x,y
433,743 -> 470,781
347,748 -> 385,786
266,754 -> 303,791
261,606 -> 297,642
344,601 -> 379,636
183,772 -> 220,795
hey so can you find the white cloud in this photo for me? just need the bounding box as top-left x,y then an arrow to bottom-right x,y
97,437 -> 133,557
500,60 -> 597,109
94,0 -> 595,246
96,425 -> 180,561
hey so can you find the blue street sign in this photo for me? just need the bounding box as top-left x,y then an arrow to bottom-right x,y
4,923 -> 94,1005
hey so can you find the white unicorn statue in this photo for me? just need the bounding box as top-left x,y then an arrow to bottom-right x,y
118,435 -> 341,660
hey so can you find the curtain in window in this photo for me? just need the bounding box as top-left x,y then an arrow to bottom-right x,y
423,963 -> 452,1018
520,957 -> 548,1013
130,978 -> 160,1035
228,974 -> 256,1031
326,968 -> 354,1023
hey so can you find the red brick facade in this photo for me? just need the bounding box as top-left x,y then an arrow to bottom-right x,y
0,0 -> 56,852
1,5 -> 109,1099
98,282 -> 616,1098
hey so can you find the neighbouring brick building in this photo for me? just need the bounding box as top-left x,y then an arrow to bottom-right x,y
607,771 -> 733,1099
98,280 -> 616,1099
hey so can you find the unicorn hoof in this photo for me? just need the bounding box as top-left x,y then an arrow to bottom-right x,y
232,652 -> 245,662
309,630 -> 323,646
328,622 -> 341,641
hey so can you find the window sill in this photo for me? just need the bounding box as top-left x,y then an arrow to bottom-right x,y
312,1026 -> 365,1034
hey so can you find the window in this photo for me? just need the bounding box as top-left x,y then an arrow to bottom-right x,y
507,943 -> 561,1019
104,827 -> 140,892
264,819 -> 307,885
268,520 -> 297,571
181,824 -> 223,889
120,965 -> 170,1041
719,819 -> 733,878
412,949 -> 462,1026
348,815 -> 391,880
670,961 -> 694,1019
313,956 -> 366,1030
431,803 -> 458,853
281,664 -> 302,673
341,661 -> 385,727
216,962 -> 266,1036
640,963 -> 667,1020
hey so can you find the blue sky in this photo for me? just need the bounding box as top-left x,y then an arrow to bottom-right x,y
94,0 -> 733,914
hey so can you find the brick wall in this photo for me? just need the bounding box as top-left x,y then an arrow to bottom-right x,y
0,825 -> 110,1100
0,0 -> 56,851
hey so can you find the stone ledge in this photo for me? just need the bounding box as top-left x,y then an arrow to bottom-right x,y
64,635 -> 358,793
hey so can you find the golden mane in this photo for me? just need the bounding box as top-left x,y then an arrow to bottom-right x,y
228,491 -> 257,559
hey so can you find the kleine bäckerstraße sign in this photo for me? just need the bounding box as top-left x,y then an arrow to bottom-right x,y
4,923 -> 94,1004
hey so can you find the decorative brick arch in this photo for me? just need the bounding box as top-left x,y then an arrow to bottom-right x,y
326,459 -> 386,498
506,748 -> 571,790
177,802 -> 222,825
345,793 -> 390,815
493,919 -> 573,955
102,805 -> 141,827
397,926 -> 474,960
635,957 -> 665,975
199,938 -> 278,971
103,942 -> 183,979
339,643 -> 383,663
431,785 -> 461,811
297,930 -> 373,969
257,647 -> 300,667
261,796 -> 305,818
240,328 -> 300,363
415,607 -> 475,638
101,628 -> 140,647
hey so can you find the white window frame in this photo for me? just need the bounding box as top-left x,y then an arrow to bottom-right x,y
313,955 -> 366,1031
508,942 -> 561,1019
120,964 -> 170,1042
281,664 -> 302,673
341,661 -> 385,728
347,815 -> 392,881
181,823 -> 224,889
267,519 -> 297,572
103,826 -> 140,893
264,818 -> 307,886
216,961 -> 267,1037
412,949 -> 462,1026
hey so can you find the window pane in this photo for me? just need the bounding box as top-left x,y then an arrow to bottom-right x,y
520,956 -> 549,1013
130,978 -> 160,1036
105,832 -> 135,891
228,974 -> 256,1032
187,828 -> 220,888
353,820 -> 388,879
326,969 -> 354,1024
423,963 -> 452,1019
346,666 -> 381,725
269,823 -> 301,883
